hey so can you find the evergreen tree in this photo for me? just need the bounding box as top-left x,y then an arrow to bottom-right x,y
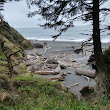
28,0 -> 110,93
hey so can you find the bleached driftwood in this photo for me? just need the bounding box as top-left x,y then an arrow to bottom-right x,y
49,76 -> 65,81
81,75 -> 90,81
75,68 -> 96,78
67,83 -> 79,89
35,64 -> 61,75
41,46 -> 51,55
35,71 -> 59,75
70,83 -> 79,87
49,72 -> 66,81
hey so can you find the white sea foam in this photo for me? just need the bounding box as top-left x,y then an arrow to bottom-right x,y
16,25 -> 110,43
26,37 -> 110,43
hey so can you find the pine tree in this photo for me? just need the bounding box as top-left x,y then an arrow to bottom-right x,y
28,0 -> 110,93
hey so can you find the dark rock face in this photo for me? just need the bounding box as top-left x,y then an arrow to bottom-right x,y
33,43 -> 43,48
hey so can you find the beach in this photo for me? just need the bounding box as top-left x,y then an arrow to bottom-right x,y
25,40 -> 110,99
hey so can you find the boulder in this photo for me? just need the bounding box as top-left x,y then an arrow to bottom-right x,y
74,48 -> 82,54
46,59 -> 58,64
60,64 -> 67,69
80,86 -> 94,96
33,43 -> 43,48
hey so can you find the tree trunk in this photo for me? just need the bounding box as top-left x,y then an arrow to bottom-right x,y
92,0 -> 106,94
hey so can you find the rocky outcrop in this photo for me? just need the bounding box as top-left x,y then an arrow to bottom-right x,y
33,43 -> 43,48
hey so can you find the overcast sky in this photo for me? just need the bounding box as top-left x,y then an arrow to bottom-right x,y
3,0 -> 110,28
3,0 -> 43,28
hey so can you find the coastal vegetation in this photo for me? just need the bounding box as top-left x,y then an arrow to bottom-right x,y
0,21 -> 33,50
0,20 -> 110,109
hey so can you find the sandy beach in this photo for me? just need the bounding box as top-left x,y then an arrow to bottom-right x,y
25,40 -> 110,99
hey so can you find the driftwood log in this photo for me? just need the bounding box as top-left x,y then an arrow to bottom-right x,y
75,68 -> 96,78
49,77 -> 65,81
34,71 -> 59,75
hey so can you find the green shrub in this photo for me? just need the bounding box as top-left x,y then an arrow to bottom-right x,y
0,21 -> 33,50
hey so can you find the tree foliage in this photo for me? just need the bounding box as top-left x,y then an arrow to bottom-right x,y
28,0 -> 109,39
27,0 -> 110,93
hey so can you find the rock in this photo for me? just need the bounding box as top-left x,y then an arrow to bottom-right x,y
46,59 -> 58,64
43,42 -> 47,47
74,48 -> 82,54
88,54 -> 95,63
92,63 -> 97,70
71,46 -> 75,49
59,72 -> 67,77
60,65 -> 67,69
33,43 -> 43,48
67,72 -> 71,74
80,86 -> 94,96
72,60 -> 76,62
46,64 -> 58,69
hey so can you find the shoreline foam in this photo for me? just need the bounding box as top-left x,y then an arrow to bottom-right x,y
27,38 -> 110,43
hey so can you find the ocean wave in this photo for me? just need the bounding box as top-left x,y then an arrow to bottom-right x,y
26,37 -> 110,43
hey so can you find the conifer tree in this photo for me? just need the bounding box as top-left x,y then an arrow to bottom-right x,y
28,0 -> 110,93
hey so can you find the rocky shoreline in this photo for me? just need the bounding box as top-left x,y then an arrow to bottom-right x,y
24,40 -> 109,100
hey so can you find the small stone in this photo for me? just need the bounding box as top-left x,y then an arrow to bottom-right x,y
67,72 -> 71,74
60,65 -> 67,69
46,59 -> 58,64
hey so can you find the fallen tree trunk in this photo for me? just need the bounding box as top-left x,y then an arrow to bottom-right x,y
35,71 -> 59,75
49,77 -> 65,81
75,68 -> 96,78
49,73 -> 65,81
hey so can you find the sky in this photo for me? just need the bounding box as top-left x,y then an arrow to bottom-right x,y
3,0 -> 110,28
3,0 -> 43,28
3,0 -> 91,28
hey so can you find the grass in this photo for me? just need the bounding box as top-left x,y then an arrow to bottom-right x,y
0,74 -> 105,110
0,59 -> 110,110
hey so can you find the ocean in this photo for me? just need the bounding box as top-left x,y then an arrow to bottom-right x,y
16,25 -> 110,43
